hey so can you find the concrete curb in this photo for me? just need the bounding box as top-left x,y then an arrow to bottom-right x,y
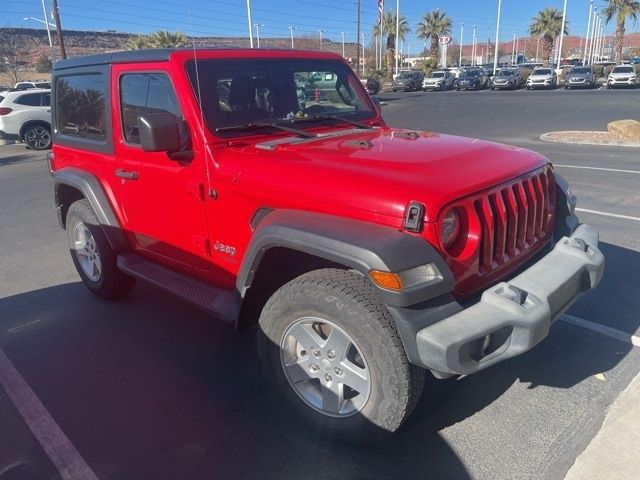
540,131 -> 640,148
0,140 -> 16,146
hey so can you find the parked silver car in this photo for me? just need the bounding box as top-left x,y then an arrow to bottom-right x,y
607,65 -> 638,88
526,68 -> 557,90
565,66 -> 596,89
490,68 -> 521,90
422,71 -> 455,91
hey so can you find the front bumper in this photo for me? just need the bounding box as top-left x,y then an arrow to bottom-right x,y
404,224 -> 604,376
608,78 -> 637,86
422,83 -> 442,90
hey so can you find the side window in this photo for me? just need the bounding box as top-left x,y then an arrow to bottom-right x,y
55,74 -> 106,139
15,93 -> 41,106
42,93 -> 50,106
120,73 -> 182,145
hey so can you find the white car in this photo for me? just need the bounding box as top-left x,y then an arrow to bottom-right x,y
526,68 -> 557,90
607,65 -> 638,88
0,88 -> 52,150
422,71 -> 455,91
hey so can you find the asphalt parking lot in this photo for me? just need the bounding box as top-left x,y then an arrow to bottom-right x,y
1,87 -> 639,480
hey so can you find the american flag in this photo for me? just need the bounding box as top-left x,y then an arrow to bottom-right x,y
378,0 -> 384,23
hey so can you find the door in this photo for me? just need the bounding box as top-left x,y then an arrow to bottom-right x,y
114,68 -> 211,270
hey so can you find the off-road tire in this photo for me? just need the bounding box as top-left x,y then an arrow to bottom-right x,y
66,199 -> 135,299
257,268 -> 425,442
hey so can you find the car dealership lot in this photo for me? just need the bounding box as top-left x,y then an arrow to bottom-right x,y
1,88 -> 639,480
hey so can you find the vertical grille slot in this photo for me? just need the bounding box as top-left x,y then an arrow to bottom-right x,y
475,197 -> 495,271
514,183 -> 529,249
503,188 -> 519,257
491,192 -> 508,264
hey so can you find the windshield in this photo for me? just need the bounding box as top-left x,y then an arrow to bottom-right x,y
533,69 -> 552,75
186,58 -> 375,135
431,72 -> 445,78
571,68 -> 591,74
612,67 -> 634,73
497,70 -> 515,76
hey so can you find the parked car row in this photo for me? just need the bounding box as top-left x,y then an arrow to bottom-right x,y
376,64 -> 638,94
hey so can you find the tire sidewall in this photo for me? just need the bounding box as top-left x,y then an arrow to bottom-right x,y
24,124 -> 51,150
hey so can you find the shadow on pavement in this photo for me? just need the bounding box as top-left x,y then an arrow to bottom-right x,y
0,242 -> 636,480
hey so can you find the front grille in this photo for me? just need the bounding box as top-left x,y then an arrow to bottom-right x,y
474,167 -> 556,274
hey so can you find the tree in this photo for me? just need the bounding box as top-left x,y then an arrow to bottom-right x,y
35,54 -> 53,73
416,9 -> 452,63
372,10 -> 410,82
529,8 -> 569,66
126,31 -> 189,50
0,33 -> 28,85
603,0 -> 640,63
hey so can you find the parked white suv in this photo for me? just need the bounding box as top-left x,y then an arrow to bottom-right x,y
607,65 -> 637,88
526,67 -> 557,89
0,89 -> 52,150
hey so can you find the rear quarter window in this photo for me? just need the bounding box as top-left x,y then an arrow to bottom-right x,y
55,74 -> 106,140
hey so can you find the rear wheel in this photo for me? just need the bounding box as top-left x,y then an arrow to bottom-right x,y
257,268 -> 425,442
66,199 -> 136,299
23,124 -> 51,150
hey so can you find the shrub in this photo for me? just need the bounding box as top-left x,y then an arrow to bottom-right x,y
415,58 -> 440,75
520,68 -> 532,82
35,54 -> 52,73
592,65 -> 604,78
604,65 -> 614,77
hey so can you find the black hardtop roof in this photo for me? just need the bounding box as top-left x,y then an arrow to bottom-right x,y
52,47 -> 342,70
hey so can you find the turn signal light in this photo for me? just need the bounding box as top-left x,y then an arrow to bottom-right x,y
369,270 -> 403,291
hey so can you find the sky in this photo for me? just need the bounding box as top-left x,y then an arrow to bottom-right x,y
5,0 -> 633,54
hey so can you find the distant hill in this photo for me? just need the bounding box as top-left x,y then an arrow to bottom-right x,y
0,27 -> 363,68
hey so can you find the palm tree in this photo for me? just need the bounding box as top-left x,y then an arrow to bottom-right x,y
603,0 -> 640,63
373,10 -> 410,82
147,30 -> 189,49
529,8 -> 569,66
416,9 -> 452,62
126,35 -> 150,50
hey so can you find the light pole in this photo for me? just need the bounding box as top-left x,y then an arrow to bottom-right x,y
556,0 -> 568,70
254,24 -> 263,48
395,0 -> 400,77
318,29 -> 324,51
341,32 -> 349,57
583,0 -> 593,64
288,26 -> 297,49
246,0 -> 254,48
536,36 -> 541,61
512,31 -> 516,65
459,23 -> 464,66
471,25 -> 477,65
493,0 -> 502,75
589,9 -> 598,64
361,32 -> 367,76
23,16 -> 56,64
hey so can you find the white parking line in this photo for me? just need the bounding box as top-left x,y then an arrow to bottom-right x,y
575,207 -> 640,222
561,315 -> 640,347
555,164 -> 640,175
0,347 -> 99,480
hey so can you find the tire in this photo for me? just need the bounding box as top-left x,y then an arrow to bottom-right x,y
257,268 -> 425,442
23,124 -> 51,150
66,199 -> 136,299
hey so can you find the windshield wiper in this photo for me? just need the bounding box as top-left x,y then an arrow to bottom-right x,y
296,115 -> 372,130
216,122 -> 316,138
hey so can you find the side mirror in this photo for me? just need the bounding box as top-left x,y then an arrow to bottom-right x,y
138,112 -> 181,153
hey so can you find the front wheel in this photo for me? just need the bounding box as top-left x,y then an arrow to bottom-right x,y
66,199 -> 136,299
257,269 -> 425,442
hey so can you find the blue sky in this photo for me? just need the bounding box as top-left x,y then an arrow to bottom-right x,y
6,0 -> 631,54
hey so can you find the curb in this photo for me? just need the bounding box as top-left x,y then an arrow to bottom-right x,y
540,131 -> 640,148
0,140 -> 16,146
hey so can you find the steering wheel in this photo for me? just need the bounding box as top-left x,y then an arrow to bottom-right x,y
304,104 -> 329,115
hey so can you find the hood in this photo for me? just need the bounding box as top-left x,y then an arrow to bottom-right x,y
610,71 -> 635,77
493,75 -> 514,81
529,74 -> 553,80
568,73 -> 590,79
220,127 -> 548,224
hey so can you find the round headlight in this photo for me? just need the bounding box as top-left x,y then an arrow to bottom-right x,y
441,208 -> 461,249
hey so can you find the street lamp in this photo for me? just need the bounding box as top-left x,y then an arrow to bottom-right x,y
23,11 -> 56,63
459,23 -> 464,66
583,0 -> 593,64
341,32 -> 349,58
254,23 -> 264,48
395,0 -> 400,77
556,0 -> 568,70
288,26 -> 297,49
246,0 -> 254,48
493,0 -> 502,75
318,29 -> 324,51
512,31 -> 517,65
361,32 -> 367,76
472,25 -> 477,66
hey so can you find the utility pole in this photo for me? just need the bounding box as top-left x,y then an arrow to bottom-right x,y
356,0 -> 361,75
52,0 -> 66,59
459,23 -> 464,66
493,0 -> 502,75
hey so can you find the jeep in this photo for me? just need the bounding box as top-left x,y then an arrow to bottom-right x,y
49,49 -> 604,441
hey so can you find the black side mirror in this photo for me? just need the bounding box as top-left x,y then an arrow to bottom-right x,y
138,112 -> 181,153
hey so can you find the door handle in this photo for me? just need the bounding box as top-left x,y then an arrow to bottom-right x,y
115,168 -> 139,180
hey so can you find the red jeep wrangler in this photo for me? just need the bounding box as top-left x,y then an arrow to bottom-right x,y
49,49 -> 604,440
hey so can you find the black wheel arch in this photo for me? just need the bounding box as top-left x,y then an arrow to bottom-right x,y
20,120 -> 51,139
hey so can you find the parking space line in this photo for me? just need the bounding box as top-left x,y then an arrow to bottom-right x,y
0,347 -> 99,480
555,164 -> 640,175
561,315 -> 640,347
575,208 -> 640,222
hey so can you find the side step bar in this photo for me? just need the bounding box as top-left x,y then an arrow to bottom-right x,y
117,254 -> 240,324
